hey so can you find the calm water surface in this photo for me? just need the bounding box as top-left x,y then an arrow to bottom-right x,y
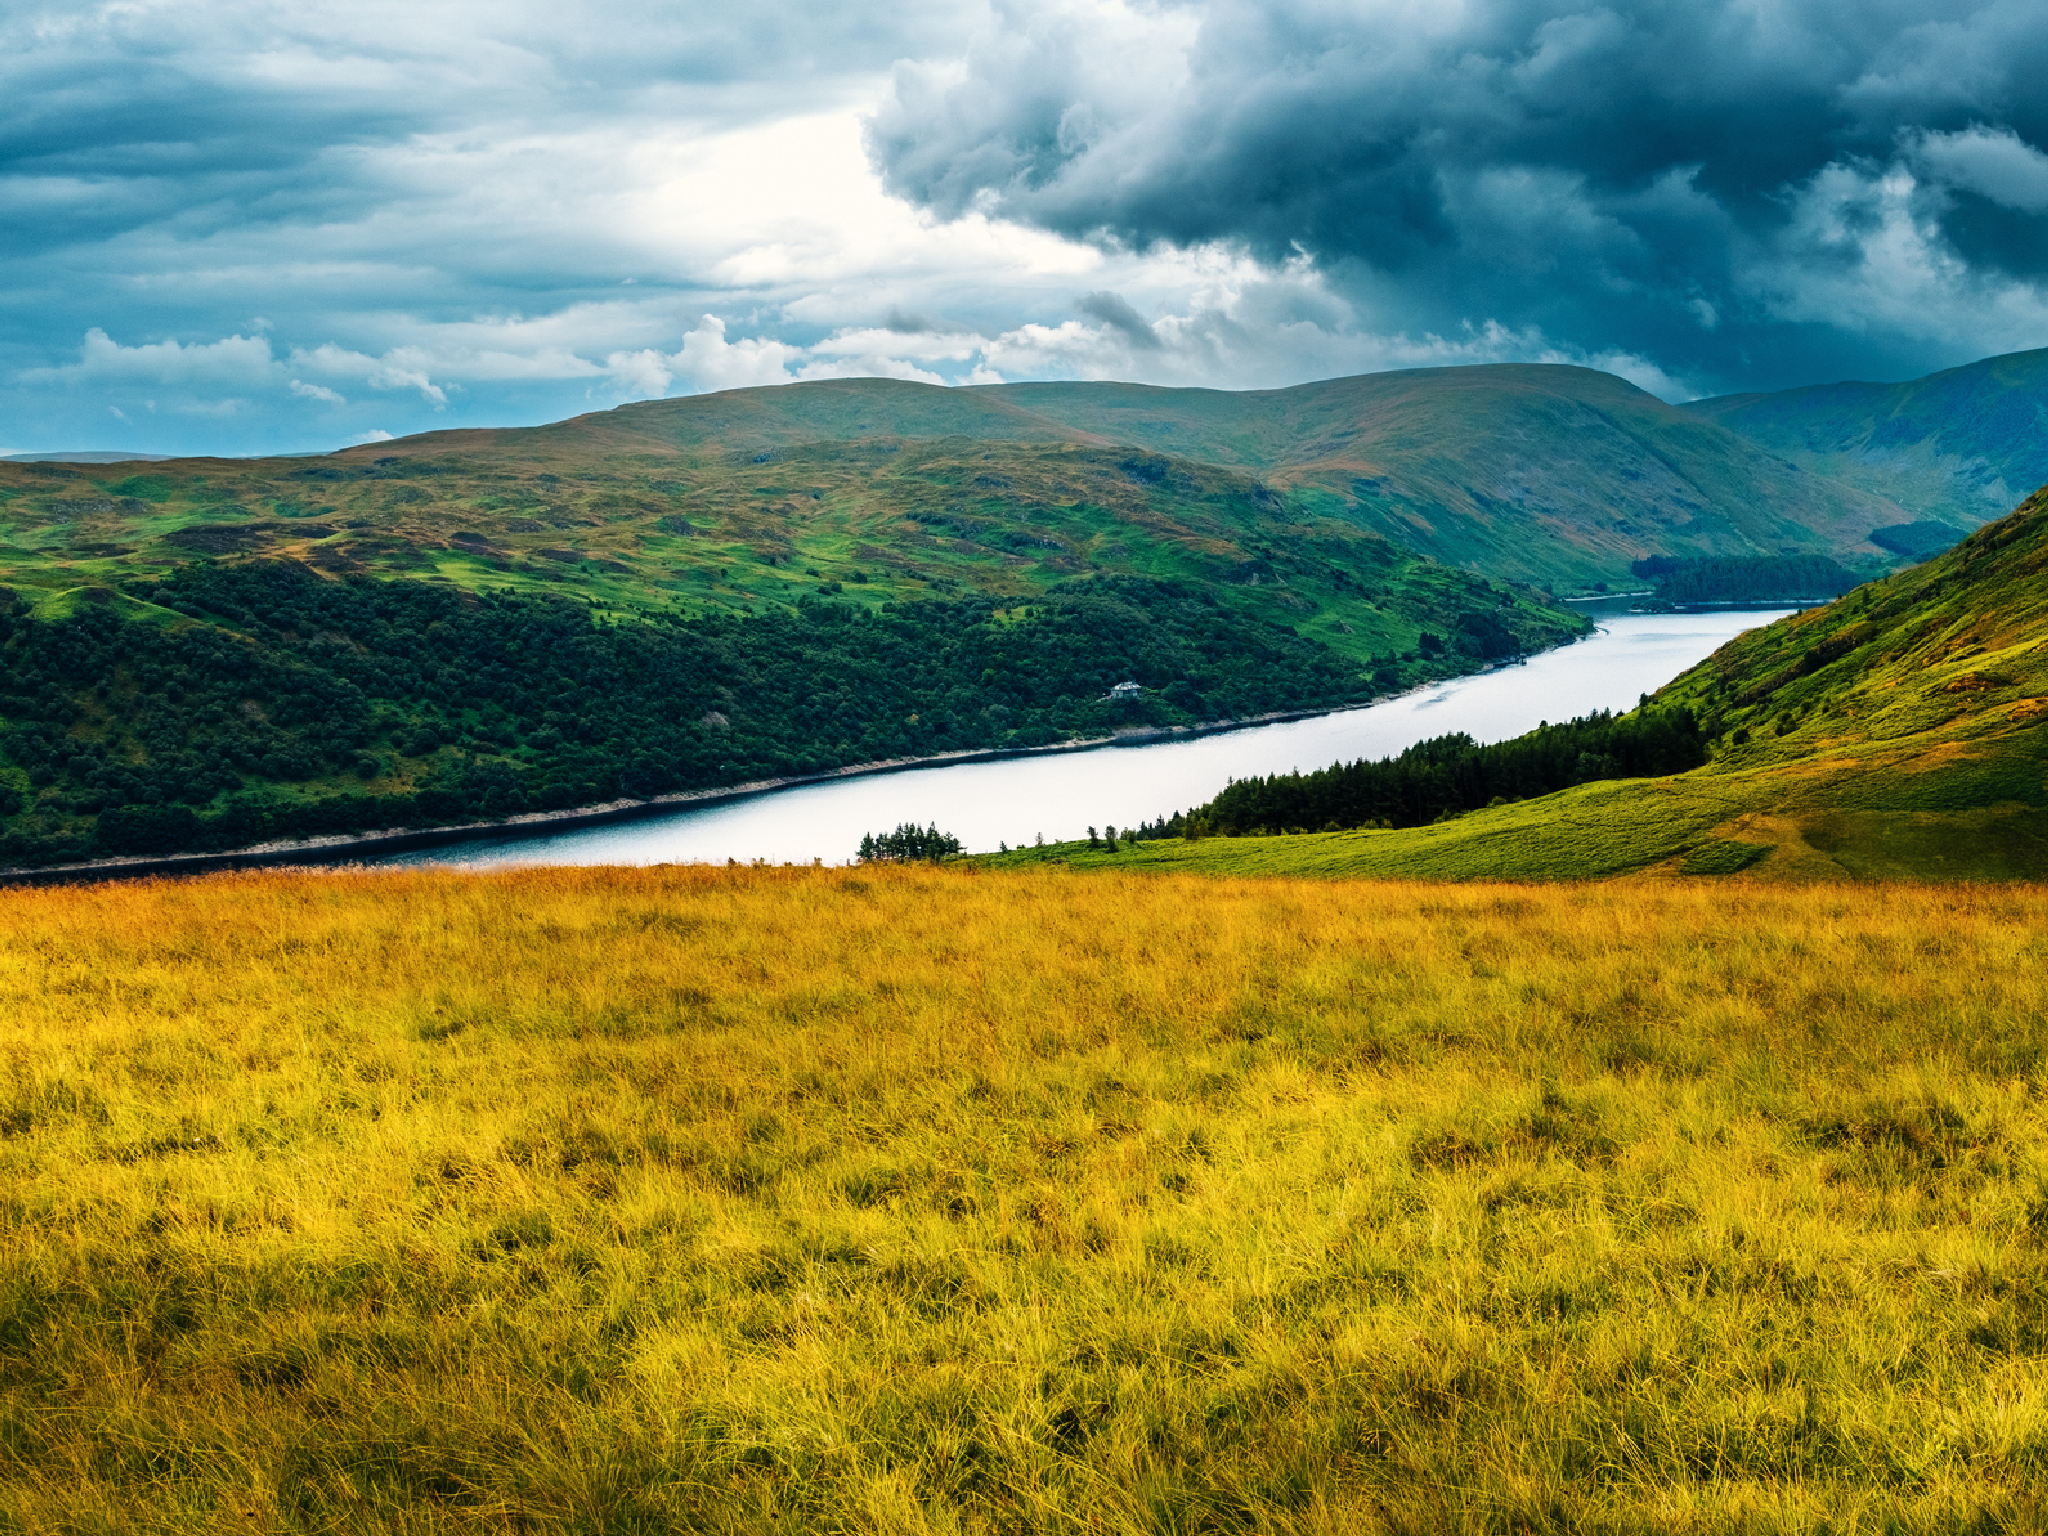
383,609 -> 1786,868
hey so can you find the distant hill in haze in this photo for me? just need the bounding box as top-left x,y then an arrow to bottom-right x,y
368,366 -> 1913,588
1685,347 -> 2048,556
1,451 -> 175,464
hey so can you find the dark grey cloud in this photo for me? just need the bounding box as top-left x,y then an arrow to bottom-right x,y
870,0 -> 2048,392
1076,290 -> 1160,349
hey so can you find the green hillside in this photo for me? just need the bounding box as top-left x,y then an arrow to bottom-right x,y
1006,481 -> 2048,883
0,430 -> 1586,868
6,354 -> 2020,873
990,367 -> 1912,586
0,434 -> 1570,672
375,367 -> 1915,589
1686,347 -> 2048,553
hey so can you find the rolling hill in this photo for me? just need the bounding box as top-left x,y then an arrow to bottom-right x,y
1686,346 -> 2048,557
987,367 -> 1914,586
361,366 -> 1916,588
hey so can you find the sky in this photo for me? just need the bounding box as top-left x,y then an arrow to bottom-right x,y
5,0 -> 2048,457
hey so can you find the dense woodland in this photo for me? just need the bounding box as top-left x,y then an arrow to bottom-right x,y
1629,553 -> 1864,603
0,565 -> 1382,865
1183,706 -> 1709,835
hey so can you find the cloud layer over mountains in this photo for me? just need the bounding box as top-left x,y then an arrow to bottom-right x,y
872,0 -> 2048,392
4,0 -> 2047,454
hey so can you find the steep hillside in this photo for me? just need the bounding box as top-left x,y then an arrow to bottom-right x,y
1643,479 -> 2048,876
1687,347 -> 2048,552
1051,481 -> 2048,882
992,366 -> 1911,586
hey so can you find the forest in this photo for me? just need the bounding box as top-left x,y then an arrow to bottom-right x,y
1629,553 -> 1864,604
0,565 -> 1375,866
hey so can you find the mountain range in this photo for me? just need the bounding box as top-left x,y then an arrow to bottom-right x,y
1686,347 -> 2048,547
357,364 -> 1916,589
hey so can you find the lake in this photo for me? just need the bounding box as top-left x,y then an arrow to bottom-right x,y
380,609 -> 1786,868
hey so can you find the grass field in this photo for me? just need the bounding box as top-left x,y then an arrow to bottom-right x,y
991,783 -> 2048,884
4,864 -> 2048,1532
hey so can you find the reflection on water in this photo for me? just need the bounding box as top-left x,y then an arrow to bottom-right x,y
382,610 -> 1786,869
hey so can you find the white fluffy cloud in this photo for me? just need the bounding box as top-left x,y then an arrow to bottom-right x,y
21,329 -> 277,387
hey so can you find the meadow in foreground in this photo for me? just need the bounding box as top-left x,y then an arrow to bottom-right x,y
2,865 -> 2046,1532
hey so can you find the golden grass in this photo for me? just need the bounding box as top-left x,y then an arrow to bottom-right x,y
3,865 -> 2047,1532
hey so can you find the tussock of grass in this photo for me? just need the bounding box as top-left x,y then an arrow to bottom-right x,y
2,865 -> 2047,1530
1677,840 -> 1774,876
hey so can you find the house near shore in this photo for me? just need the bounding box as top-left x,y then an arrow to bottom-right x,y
1106,681 -> 1144,702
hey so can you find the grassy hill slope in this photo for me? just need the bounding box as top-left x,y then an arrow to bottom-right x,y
1006,481 -> 2048,883
370,368 -> 1914,589
990,366 -> 1912,586
1687,347 -> 2048,553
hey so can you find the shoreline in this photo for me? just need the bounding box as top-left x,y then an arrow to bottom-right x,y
0,618 -> 1628,889
0,690 -> 1463,887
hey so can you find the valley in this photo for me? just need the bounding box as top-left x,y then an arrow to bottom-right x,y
1021,477 -> 2048,883
0,351 -> 2044,875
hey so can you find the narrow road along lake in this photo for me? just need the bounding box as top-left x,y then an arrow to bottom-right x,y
383,609 -> 1786,869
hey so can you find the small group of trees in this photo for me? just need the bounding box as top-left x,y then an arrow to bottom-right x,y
1081,818 -> 1189,849
856,823 -> 962,862
1177,705 -> 1708,835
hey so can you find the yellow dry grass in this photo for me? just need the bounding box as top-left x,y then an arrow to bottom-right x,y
1,864 -> 2046,1533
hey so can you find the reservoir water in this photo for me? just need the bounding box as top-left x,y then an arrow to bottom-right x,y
383,608 -> 1787,869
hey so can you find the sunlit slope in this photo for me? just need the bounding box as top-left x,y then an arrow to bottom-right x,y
1025,483 -> 2048,882
1639,478 -> 2048,875
6,865 -> 2048,1529
1687,346 -> 2048,544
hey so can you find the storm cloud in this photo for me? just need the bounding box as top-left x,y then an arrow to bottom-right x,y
870,0 -> 2048,392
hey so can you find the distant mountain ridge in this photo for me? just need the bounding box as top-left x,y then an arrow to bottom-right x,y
1,451 -> 174,464
17,347 -> 2048,587
368,365 -> 1913,588
1684,347 -> 2048,548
